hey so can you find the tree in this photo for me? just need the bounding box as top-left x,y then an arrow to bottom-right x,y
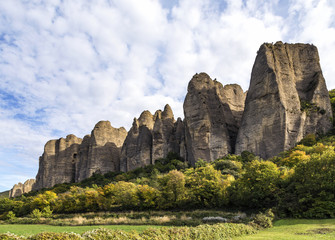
279,150 -> 310,168
136,184 -> 160,209
186,165 -> 232,207
159,170 -> 186,208
229,160 -> 281,209
280,149 -> 335,218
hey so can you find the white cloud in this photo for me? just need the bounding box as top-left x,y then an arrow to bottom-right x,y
0,0 -> 334,191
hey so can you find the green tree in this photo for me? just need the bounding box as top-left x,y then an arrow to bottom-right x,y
186,165 -> 231,207
229,160 -> 281,209
280,149 -> 335,218
159,170 -> 186,208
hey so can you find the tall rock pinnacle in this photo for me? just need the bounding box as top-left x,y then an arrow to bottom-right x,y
183,73 -> 245,165
235,42 -> 332,159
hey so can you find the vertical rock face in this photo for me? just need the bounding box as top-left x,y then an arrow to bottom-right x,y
183,73 -> 245,165
9,179 -> 35,198
120,105 -> 186,171
33,122 -> 127,190
120,111 -> 155,172
236,42 -> 332,159
222,84 -> 247,126
76,121 -> 127,181
152,104 -> 176,161
33,134 -> 82,190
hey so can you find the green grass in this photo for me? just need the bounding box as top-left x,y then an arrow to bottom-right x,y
0,224 -> 163,236
233,219 -> 335,240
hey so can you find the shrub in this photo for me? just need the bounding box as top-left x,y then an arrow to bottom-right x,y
82,228 -> 139,240
27,232 -> 83,240
0,232 -> 25,240
5,211 -> 16,223
41,206 -> 53,218
30,209 -> 42,220
250,209 -> 275,229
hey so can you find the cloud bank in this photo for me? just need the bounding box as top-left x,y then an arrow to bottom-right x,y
0,0 -> 334,191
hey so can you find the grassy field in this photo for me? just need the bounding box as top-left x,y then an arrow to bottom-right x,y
1,219 -> 334,239
0,224 -> 163,236
233,219 -> 335,240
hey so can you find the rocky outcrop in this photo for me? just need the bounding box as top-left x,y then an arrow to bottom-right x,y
76,121 -> 127,181
27,42 -> 333,193
235,42 -> 332,159
33,134 -> 82,190
33,122 -> 127,190
9,179 -> 35,198
152,104 -> 176,161
222,84 -> 247,126
120,105 -> 185,171
120,111 -> 155,172
184,73 -> 245,165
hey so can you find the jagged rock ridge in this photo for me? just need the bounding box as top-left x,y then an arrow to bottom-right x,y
9,179 -> 35,198
10,42 -> 333,196
32,122 -> 126,191
121,104 -> 186,171
235,42 -> 332,159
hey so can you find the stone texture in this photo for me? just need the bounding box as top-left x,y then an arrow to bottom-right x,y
33,134 -> 82,190
235,42 -> 333,159
120,111 -> 155,172
152,104 -> 176,161
33,121 -> 127,190
76,121 -> 127,181
183,73 -> 245,165
222,84 -> 247,126
120,105 -> 186,171
9,179 -> 35,198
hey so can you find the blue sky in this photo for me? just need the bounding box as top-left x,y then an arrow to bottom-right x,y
1,0 -> 335,192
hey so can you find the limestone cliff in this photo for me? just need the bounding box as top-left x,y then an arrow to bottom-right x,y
235,42 -> 332,159
22,41 -> 332,194
120,105 -> 185,171
32,122 -> 127,191
120,111 -> 155,172
9,179 -> 35,198
33,134 -> 82,190
184,73 -> 245,165
76,121 -> 127,181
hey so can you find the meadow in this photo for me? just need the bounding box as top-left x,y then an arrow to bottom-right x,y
233,219 -> 335,240
0,219 -> 334,239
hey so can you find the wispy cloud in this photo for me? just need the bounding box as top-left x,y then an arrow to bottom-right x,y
0,0 -> 334,191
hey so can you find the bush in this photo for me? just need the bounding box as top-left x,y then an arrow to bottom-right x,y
0,232 -> 25,240
41,206 -> 53,218
30,209 -> 42,220
27,232 -> 83,240
250,209 -> 275,229
82,228 -> 139,240
5,211 -> 16,223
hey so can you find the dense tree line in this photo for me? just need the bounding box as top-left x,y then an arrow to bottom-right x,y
1,138 -> 334,219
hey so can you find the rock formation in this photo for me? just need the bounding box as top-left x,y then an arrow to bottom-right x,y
76,121 -> 127,181
9,41 -> 332,196
120,111 -> 155,172
183,73 -> 246,165
33,134 -> 82,190
235,42 -> 332,159
121,105 -> 186,171
9,179 -> 35,198
32,122 -> 127,190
